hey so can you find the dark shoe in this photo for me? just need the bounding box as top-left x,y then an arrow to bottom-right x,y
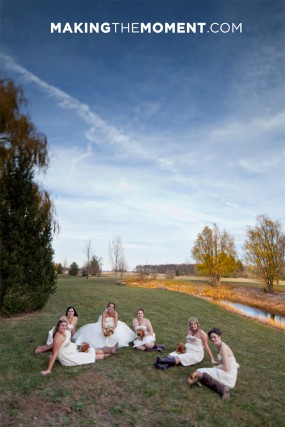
154,362 -> 169,370
154,343 -> 165,350
221,386 -> 230,400
156,356 -> 176,366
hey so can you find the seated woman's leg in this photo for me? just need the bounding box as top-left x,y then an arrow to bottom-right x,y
100,343 -> 118,354
135,344 -> 146,351
188,371 -> 229,399
34,343 -> 53,354
144,342 -> 155,350
95,349 -> 112,359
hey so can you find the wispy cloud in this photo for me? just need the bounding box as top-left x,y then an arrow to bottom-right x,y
2,53 -> 177,174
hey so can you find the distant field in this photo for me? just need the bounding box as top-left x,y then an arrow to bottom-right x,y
1,276 -> 284,426
102,271 -> 285,287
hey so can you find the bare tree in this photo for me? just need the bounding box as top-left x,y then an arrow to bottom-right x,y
109,236 -> 127,278
84,239 -> 92,279
62,258 -> 68,274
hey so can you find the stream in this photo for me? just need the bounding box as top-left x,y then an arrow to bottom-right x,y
219,300 -> 285,326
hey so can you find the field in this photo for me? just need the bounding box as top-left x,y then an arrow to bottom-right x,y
0,275 -> 285,427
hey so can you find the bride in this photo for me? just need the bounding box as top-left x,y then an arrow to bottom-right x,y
73,302 -> 136,348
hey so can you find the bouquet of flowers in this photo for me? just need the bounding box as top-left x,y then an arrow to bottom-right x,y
136,328 -> 145,339
188,372 -> 201,386
103,326 -> 114,337
176,342 -> 186,354
78,342 -> 90,353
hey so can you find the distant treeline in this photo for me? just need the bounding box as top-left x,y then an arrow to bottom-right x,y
134,263 -> 195,276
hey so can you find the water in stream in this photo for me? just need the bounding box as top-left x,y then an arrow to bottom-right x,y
220,300 -> 285,327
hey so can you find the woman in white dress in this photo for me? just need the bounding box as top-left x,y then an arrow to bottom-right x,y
133,308 -> 163,351
41,319 -> 117,375
155,317 -> 216,370
188,327 -> 239,400
35,306 -> 78,354
74,302 -> 136,349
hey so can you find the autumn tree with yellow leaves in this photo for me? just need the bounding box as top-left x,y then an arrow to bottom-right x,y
244,215 -> 285,293
192,223 -> 239,286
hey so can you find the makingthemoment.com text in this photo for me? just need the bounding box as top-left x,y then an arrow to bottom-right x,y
50,22 -> 243,34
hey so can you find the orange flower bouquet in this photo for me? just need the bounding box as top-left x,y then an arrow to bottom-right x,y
79,342 -> 90,352
103,326 -> 114,337
176,342 -> 186,354
188,372 -> 201,386
136,328 -> 145,339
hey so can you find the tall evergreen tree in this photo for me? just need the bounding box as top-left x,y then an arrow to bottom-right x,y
0,78 -> 57,315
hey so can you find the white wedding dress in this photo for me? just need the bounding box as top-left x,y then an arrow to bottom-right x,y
197,354 -> 239,388
169,335 -> 204,366
133,325 -> 156,348
74,316 -> 136,349
57,331 -> 96,367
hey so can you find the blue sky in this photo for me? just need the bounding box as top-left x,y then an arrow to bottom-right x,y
1,0 -> 284,270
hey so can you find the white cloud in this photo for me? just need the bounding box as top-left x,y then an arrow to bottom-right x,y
2,50 -> 284,269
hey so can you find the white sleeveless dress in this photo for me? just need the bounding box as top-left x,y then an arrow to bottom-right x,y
74,316 -> 136,349
169,335 -> 204,366
46,323 -> 74,346
197,354 -> 239,388
133,324 -> 156,348
57,331 -> 96,367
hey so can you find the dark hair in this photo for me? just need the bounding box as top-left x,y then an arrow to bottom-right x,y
208,327 -> 222,338
66,306 -> 78,317
107,302 -> 116,309
137,308 -> 144,314
53,319 -> 67,338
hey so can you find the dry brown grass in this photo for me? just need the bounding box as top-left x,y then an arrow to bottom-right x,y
124,277 -> 285,329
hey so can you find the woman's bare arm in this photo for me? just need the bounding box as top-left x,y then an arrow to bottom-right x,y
113,311 -> 118,329
220,345 -> 230,372
41,334 -> 64,375
200,330 -> 216,363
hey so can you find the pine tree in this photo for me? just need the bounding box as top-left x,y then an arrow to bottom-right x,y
0,78 -> 57,315
69,262 -> 79,276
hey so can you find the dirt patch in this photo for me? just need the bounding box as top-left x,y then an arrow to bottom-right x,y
1,371 -> 131,427
0,369 -> 185,427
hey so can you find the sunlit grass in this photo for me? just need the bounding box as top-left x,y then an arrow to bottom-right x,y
124,277 -> 285,321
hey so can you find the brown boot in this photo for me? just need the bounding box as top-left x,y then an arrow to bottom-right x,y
200,373 -> 230,399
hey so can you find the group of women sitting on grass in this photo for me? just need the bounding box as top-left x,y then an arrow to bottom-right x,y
36,303 -> 239,400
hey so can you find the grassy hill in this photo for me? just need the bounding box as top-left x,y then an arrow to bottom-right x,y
0,276 -> 284,426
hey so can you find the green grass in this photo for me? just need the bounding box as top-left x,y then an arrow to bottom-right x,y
1,275 -> 285,427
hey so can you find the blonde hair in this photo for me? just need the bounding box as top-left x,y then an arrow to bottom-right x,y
188,317 -> 200,328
